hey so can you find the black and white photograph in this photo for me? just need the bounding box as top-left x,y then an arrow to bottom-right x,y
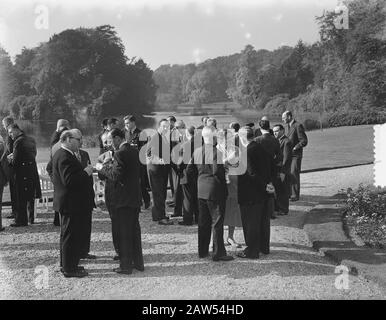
0,0 -> 385,303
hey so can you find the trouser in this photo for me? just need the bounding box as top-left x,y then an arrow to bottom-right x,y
79,210 -> 93,257
172,168 -> 183,216
148,165 -> 169,221
168,166 -> 174,198
16,196 -> 35,225
181,182 -> 198,224
116,207 -> 144,270
290,156 -> 302,199
274,174 -> 290,213
240,199 -> 270,257
9,174 -> 19,216
60,212 -> 83,272
197,199 -> 227,259
140,165 -> 150,205
54,211 -> 60,225
108,204 -> 120,256
0,185 -> 3,229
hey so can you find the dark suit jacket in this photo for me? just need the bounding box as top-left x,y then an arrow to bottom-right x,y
186,143 -> 227,202
98,143 -> 142,209
78,149 -> 95,209
177,138 -> 197,185
255,133 -> 283,178
238,141 -> 271,205
287,120 -> 308,157
10,133 -> 42,199
278,135 -> 292,175
52,148 -> 94,214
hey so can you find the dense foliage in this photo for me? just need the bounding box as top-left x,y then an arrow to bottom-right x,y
344,184 -> 386,248
0,25 -> 157,122
153,0 -> 386,120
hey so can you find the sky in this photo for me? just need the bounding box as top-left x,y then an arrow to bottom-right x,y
0,0 -> 340,70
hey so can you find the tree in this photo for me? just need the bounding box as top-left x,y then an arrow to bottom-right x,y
0,46 -> 18,112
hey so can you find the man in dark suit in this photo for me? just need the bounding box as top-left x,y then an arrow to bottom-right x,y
254,116 -> 274,137
7,124 -> 42,227
175,126 -> 199,225
146,119 -> 173,225
124,115 -> 150,209
96,128 -> 144,275
273,124 -> 293,215
0,137 -> 9,232
170,120 -> 185,217
52,129 -> 94,278
186,126 -> 233,262
237,126 -> 274,259
282,111 -> 308,201
47,119 -> 70,226
166,115 -> 178,207
1,116 -> 18,220
254,119 -> 283,219
71,129 -> 96,260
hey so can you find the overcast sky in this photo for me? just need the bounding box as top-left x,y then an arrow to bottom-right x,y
0,0 -> 339,70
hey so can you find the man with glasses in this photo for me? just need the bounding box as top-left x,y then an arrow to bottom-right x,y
52,129 -> 94,278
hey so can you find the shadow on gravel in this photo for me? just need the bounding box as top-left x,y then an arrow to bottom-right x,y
313,240 -> 386,265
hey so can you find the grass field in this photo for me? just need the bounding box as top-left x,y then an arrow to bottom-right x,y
35,124 -> 374,171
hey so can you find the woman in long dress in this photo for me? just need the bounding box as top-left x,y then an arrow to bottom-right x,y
217,124 -> 242,248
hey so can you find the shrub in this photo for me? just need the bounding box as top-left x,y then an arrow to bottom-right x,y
344,184 -> 386,248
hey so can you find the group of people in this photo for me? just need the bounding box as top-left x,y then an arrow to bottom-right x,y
0,110 -> 308,278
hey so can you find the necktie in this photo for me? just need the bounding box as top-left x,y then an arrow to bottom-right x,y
75,152 -> 82,163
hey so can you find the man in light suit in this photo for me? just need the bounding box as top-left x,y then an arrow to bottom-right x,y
186,126 -> 233,262
282,111 -> 308,201
52,129 -> 94,278
96,128 -> 144,275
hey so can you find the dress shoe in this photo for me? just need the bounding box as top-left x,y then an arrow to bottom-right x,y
178,221 -> 193,226
199,253 -> 209,258
113,267 -> 132,275
290,197 -> 299,202
61,266 -> 85,273
132,264 -> 145,272
213,255 -> 234,262
158,218 -> 173,225
63,270 -> 88,278
226,238 -> 242,248
270,215 -> 277,220
236,251 -> 259,259
113,255 -> 120,261
170,213 -> 182,217
81,254 -> 97,259
10,223 -> 27,227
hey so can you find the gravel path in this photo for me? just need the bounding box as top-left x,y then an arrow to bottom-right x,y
0,164 -> 384,299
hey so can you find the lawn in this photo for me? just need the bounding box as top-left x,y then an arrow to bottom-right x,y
35,124 -> 374,171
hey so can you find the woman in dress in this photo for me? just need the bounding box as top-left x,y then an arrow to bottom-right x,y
217,124 -> 242,248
